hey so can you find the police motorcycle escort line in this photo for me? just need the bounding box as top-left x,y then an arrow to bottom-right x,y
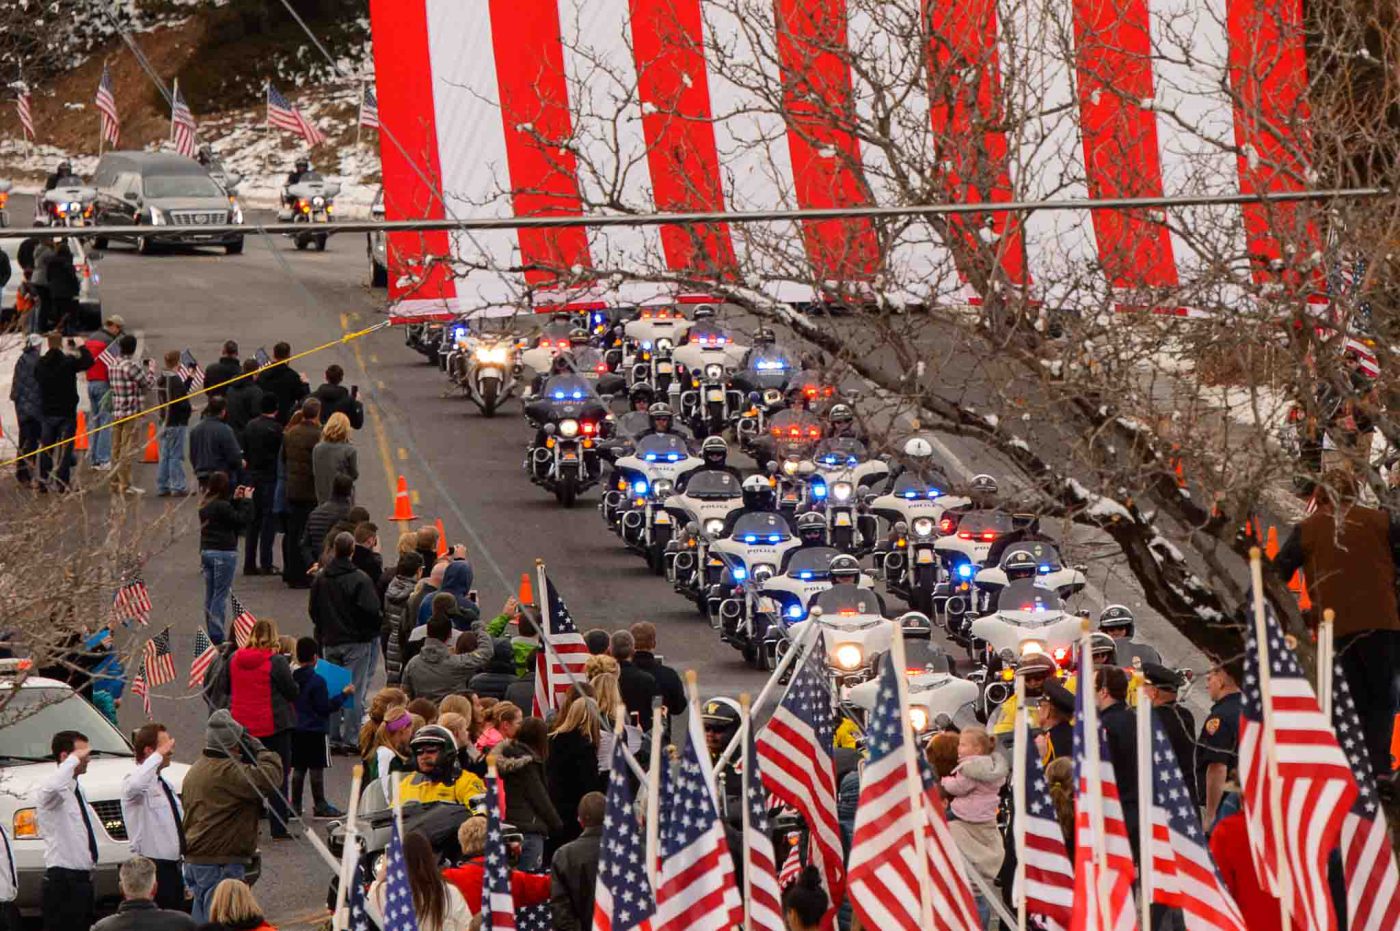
522,373 -> 609,507
968,577 -> 1084,708
663,468 -> 747,601
597,401 -> 692,532
706,479 -> 801,624
971,542 -> 1088,614
846,637 -> 981,735
674,321 -> 749,437
934,508 -> 1017,639
613,432 -> 702,569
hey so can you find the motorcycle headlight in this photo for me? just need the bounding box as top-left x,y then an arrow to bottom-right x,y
762,388 -> 783,406
705,363 -> 724,380
313,196 -> 325,207
657,337 -> 674,352
475,345 -> 509,364
782,459 -> 799,476
909,707 -> 930,733
653,479 -> 673,497
911,517 -> 935,537
704,519 -> 724,536
1020,639 -> 1046,656
67,201 -> 81,212
832,481 -> 853,502
834,643 -> 864,670
559,419 -> 579,438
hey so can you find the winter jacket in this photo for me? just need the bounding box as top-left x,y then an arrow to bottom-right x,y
496,739 -> 563,836
546,731 -> 604,846
10,346 -> 42,420
35,346 -> 93,416
198,497 -> 252,552
312,440 -> 358,503
940,752 -> 1009,823
302,497 -> 352,566
182,746 -> 284,864
83,331 -> 115,382
352,545 -> 383,588
47,249 -> 79,300
188,416 -> 243,479
549,827 -> 603,931
467,641 -> 520,700
312,382 -> 365,429
404,580 -> 440,643
401,634 -> 494,703
203,357 -> 242,399
503,674 -> 535,714
382,574 -> 417,684
444,860 -> 550,916
196,918 -> 277,931
417,561 -> 479,624
617,661 -> 660,727
228,647 -> 298,738
293,663 -> 349,734
368,879 -> 471,931
242,415 -> 284,484
1275,503 -> 1400,637
281,421 -> 321,505
309,557 -> 382,646
225,379 -> 264,437
1209,812 -> 1283,931
405,604 -> 483,666
633,652 -> 686,718
158,371 -> 192,427
257,364 -> 310,425
484,613 -> 536,676
92,899 -> 196,931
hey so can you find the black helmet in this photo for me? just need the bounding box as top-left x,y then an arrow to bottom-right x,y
648,402 -> 673,430
753,327 -> 776,346
701,436 -> 728,464
970,474 -> 999,496
57,160 -> 72,175
408,724 -> 461,783
742,474 -> 775,510
1089,631 -> 1118,660
828,404 -> 854,424
692,304 -> 717,320
701,697 -> 742,732
550,353 -> 573,375
295,157 -> 309,172
628,382 -> 655,407
796,510 -> 826,545
1002,547 -> 1039,582
828,553 -> 862,584
1098,604 -> 1135,633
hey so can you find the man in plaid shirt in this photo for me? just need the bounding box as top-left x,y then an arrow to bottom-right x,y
106,334 -> 158,495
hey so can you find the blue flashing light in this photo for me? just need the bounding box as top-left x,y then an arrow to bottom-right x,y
1039,564 -> 1052,574
552,391 -> 565,400
633,479 -> 649,494
572,390 -> 583,400
743,534 -> 758,544
755,359 -> 786,371
732,567 -> 748,581
927,488 -> 942,498
956,563 -> 974,579
644,453 -> 657,462
903,490 -> 919,499
798,571 -> 813,580
787,604 -> 805,619
820,456 -> 838,466
452,326 -> 466,340
665,452 -> 680,462
768,534 -> 782,543
811,482 -> 827,499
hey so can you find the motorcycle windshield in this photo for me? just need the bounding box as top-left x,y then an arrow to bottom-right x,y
995,580 -> 1065,619
146,174 -> 225,198
732,512 -> 791,543
905,638 -> 951,673
51,176 -> 86,189
635,434 -> 691,462
746,351 -> 796,374
956,510 -> 1015,541
785,547 -> 841,579
813,584 -> 879,617
891,471 -> 950,500
686,471 -> 742,499
814,438 -> 867,467
687,322 -> 731,345
999,542 -> 1063,573
543,374 -> 597,402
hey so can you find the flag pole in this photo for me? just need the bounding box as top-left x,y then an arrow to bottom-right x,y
739,692 -> 754,931
356,83 -> 364,151
645,703 -> 664,890
887,621 -> 936,930
330,764 -> 364,931
714,619 -> 816,773
1318,608 -> 1335,721
1078,618 -> 1110,929
1012,672 -> 1028,931
97,61 -> 105,158
170,78 -> 179,147
1249,547 -> 1293,931
1134,657 -> 1153,931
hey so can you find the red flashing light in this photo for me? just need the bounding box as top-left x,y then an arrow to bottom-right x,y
581,421 -> 598,435
982,530 -> 997,542
957,530 -> 973,540
939,518 -> 956,534
789,426 -> 801,437
595,362 -> 608,373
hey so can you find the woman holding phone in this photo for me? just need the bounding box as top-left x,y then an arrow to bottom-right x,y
199,470 -> 253,644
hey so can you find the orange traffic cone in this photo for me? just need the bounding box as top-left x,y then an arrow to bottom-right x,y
75,411 -> 89,451
1265,525 -> 1280,560
518,572 -> 535,606
1287,569 -> 1303,593
389,475 -> 418,521
435,519 -> 448,558
1297,578 -> 1313,612
142,422 -> 159,462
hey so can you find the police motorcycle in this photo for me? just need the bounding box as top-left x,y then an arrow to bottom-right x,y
613,432 -> 702,569
599,401 -> 692,531
759,408 -> 827,495
934,508 -> 1017,637
971,540 -> 1087,615
663,464 -> 747,600
969,574 -> 1084,686
523,372 -> 609,506
869,443 -> 969,616
621,306 -> 691,393
675,319 -> 748,436
280,171 -> 339,251
811,434 -> 889,553
733,332 -> 800,456
37,173 -> 99,227
519,315 -> 586,381
705,477 -> 801,622
846,637 -> 981,734
444,319 -> 520,416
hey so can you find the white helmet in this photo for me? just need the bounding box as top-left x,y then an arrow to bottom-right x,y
902,436 -> 934,459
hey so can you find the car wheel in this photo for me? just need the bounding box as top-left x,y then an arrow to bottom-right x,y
92,236 -> 108,249
314,234 -> 327,252
371,262 -> 388,287
225,238 -> 244,256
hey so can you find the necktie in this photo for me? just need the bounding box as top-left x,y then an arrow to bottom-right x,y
74,786 -> 98,867
159,776 -> 187,857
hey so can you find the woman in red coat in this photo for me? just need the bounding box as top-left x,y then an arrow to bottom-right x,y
227,618 -> 298,838
442,816 -> 550,913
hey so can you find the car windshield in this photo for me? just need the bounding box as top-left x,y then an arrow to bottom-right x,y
1000,542 -> 1063,572
891,471 -> 950,499
145,173 -> 224,199
996,580 -> 1065,616
815,438 -> 867,466
0,686 -> 132,760
686,471 -> 741,499
636,434 -> 691,461
958,510 -> 1015,539
786,547 -> 840,578
543,374 -> 596,401
732,512 -> 791,542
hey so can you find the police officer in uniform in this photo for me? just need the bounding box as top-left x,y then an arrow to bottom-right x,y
990,650 -> 1058,741
1095,665 -> 1140,856
1197,656 -> 1244,829
1099,604 -> 1162,667
1037,681 -> 1075,763
701,697 -> 743,820
1141,663 -> 1198,807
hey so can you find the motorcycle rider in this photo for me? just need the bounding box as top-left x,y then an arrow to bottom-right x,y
44,160 -> 74,191
824,403 -> 863,441
397,725 -> 486,808
676,436 -> 742,490
613,383 -> 656,439
197,145 -> 215,168
946,473 -> 1001,518
638,402 -> 692,441
528,351 -> 578,399
284,158 -> 312,209
1098,605 -> 1162,667
989,649 -> 1059,740
780,511 -> 830,568
718,475 -> 797,537
811,553 -> 886,617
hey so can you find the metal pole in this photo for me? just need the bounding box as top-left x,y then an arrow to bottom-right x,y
1078,619 -> 1111,929
887,621 -> 936,929
1318,608 -> 1335,721
1135,659 -> 1153,931
1249,548 -> 1293,931
170,78 -> 179,147
331,764 -> 364,931
1012,674 -> 1028,931
645,704 -> 664,889
739,692 -> 754,931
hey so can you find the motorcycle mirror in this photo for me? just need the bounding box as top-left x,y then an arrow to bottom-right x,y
797,459 -> 816,475
685,521 -> 700,536
599,393 -> 614,403
892,520 -> 908,534
226,174 -> 243,190
543,423 -> 557,436
933,712 -> 954,731
861,493 -> 879,508
899,611 -> 932,636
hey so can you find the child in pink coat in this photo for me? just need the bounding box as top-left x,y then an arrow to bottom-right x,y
940,726 -> 1008,823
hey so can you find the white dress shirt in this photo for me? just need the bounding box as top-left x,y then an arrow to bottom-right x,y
34,756 -> 97,871
0,826 -> 17,903
121,752 -> 183,861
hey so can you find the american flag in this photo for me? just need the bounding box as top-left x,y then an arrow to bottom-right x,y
178,349 -> 205,393
189,627 -> 218,688
1144,714 -> 1247,931
535,578 -> 590,713
95,338 -> 120,368
1331,658 -> 1400,931
1016,738 -> 1074,929
1070,645 -> 1137,931
778,834 -> 802,889
267,83 -> 326,146
130,664 -> 151,717
848,658 -> 980,931
1240,608 -> 1357,931
15,86 -> 33,140
482,764 -> 516,931
111,576 -> 152,626
359,85 -> 379,130
95,65 -> 119,145
515,905 -> 551,931
655,698 -> 741,931
230,593 -> 256,648
171,86 -> 198,158
755,636 -> 844,921
742,724 -> 785,931
381,816 -> 418,931
142,627 -> 176,688
346,854 -> 373,931
592,722 -> 655,931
